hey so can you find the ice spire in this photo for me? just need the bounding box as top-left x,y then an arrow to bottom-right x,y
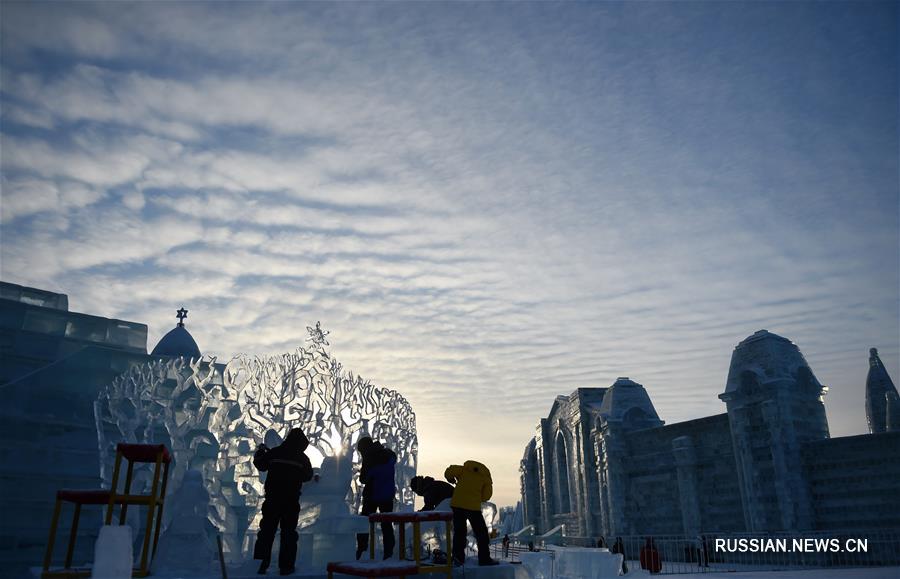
886,391 -> 900,433
865,348 -> 899,434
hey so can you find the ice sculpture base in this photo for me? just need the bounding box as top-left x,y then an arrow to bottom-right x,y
545,545 -> 623,578
298,515 -> 370,570
91,525 -> 132,579
454,561 -> 518,578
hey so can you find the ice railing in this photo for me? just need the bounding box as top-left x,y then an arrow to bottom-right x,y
514,531 -> 900,574
94,330 -> 417,559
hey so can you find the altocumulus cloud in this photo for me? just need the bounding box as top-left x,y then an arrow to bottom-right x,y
1,1 -> 897,505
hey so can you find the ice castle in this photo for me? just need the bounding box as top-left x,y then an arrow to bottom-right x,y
0,281 -> 417,577
519,330 -> 900,538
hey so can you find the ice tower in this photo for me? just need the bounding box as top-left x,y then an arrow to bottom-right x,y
594,378 -> 663,537
865,348 -> 900,434
719,330 -> 829,532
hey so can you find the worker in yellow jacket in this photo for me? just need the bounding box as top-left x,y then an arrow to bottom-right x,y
444,460 -> 499,567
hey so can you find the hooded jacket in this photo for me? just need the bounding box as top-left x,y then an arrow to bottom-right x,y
444,460 -> 492,511
253,429 -> 314,499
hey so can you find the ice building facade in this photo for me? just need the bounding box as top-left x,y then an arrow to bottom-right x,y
0,281 -> 417,576
0,282 -> 152,576
520,330 -> 900,539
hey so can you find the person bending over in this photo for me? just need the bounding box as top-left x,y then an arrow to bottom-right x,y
444,460 -> 499,567
410,475 -> 454,511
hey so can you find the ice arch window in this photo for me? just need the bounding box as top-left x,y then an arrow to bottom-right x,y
554,431 -> 572,514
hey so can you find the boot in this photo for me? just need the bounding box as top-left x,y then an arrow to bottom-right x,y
257,558 -> 270,575
479,558 -> 500,566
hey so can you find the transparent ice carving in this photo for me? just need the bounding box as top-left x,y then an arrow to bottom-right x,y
95,333 -> 417,561
152,470 -> 218,575
298,454 -> 369,568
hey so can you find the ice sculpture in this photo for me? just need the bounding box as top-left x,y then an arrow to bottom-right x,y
299,454 -> 355,526
519,552 -> 553,579
92,526 -> 133,579
482,502 -> 499,535
545,545 -> 624,579
152,470 -> 218,575
412,497 -> 453,557
416,500 -> 498,558
298,454 -> 369,568
94,328 -> 417,561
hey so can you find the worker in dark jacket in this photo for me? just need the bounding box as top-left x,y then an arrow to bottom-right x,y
410,475 -> 454,511
355,436 -> 397,560
253,428 -> 314,575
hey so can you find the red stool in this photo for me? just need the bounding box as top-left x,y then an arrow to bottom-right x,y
327,560 -> 419,579
42,490 -> 112,578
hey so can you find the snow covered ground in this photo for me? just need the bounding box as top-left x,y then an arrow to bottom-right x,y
176,564 -> 900,579
31,562 -> 899,579
622,569 -> 900,579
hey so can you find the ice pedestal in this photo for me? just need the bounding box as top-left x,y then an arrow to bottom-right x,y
152,470 -> 218,575
91,525 -> 132,579
298,515 -> 370,569
520,552 -> 553,579
297,455 -> 369,569
454,562 -> 517,579
546,546 -> 624,578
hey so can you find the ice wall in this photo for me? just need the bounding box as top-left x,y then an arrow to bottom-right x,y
94,336 -> 417,559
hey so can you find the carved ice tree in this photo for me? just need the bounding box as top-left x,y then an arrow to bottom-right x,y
95,327 -> 417,559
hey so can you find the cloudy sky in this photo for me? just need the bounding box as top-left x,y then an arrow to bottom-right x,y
1,2 -> 897,507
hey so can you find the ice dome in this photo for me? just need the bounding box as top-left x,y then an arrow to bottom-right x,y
151,308 -> 201,360
722,329 -> 820,395
597,377 -> 663,430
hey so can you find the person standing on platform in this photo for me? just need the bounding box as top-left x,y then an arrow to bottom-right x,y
355,436 -> 397,560
253,428 -> 314,576
444,460 -> 499,567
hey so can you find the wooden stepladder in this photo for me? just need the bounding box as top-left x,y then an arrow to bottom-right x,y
42,443 -> 172,578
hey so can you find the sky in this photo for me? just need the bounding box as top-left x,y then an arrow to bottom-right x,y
1,1 -> 897,508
